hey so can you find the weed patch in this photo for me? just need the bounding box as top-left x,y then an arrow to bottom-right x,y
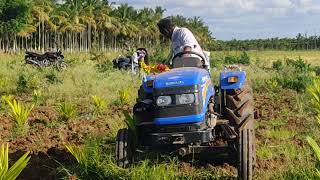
264,129 -> 295,140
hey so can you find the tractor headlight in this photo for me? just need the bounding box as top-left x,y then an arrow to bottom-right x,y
156,96 -> 172,106
177,94 -> 195,105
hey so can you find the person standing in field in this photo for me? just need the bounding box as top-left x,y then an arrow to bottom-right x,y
157,17 -> 210,68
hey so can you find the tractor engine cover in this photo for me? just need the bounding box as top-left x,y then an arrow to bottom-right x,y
149,67 -> 214,125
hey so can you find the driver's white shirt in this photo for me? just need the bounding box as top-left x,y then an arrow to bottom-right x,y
171,27 -> 209,65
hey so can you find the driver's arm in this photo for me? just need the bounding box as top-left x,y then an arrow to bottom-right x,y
164,50 -> 173,65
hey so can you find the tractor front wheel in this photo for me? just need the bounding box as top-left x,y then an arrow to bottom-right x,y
116,128 -> 134,168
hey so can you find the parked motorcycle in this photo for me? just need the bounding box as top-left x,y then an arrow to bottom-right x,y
112,48 -> 149,74
25,49 -> 67,70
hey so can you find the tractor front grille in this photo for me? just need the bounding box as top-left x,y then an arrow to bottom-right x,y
154,85 -> 203,118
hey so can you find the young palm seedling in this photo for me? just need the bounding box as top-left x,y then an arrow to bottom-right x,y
0,143 -> 31,180
57,102 -> 77,121
307,78 -> 320,177
4,98 -> 34,132
32,89 -> 43,105
65,144 -> 89,168
123,110 -> 137,134
91,95 -> 107,116
1,95 -> 13,110
119,89 -> 130,105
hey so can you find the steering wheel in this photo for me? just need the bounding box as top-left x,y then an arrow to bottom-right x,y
171,51 -> 206,64
170,51 -> 207,69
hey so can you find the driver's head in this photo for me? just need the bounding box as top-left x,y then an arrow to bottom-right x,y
157,17 -> 175,39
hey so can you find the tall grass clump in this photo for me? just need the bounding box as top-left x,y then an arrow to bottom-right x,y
16,73 -> 42,94
91,95 -> 107,116
57,102 -> 77,121
0,143 -> 31,180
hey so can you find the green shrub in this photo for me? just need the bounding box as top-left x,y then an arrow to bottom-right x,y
277,74 -> 313,93
16,73 -> 41,93
0,143 -> 31,180
210,57 -> 223,68
314,66 -> 320,76
272,60 -> 284,71
149,46 -> 169,64
271,58 -> 314,92
224,51 -> 250,65
238,51 -> 251,64
45,70 -> 61,84
224,54 -> 238,64
286,57 -> 311,73
57,102 -> 77,121
16,74 -> 28,93
265,78 -> 280,91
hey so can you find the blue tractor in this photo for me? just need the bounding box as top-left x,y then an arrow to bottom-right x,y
116,51 -> 255,180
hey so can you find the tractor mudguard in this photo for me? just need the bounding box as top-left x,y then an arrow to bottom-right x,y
220,71 -> 246,90
142,75 -> 155,93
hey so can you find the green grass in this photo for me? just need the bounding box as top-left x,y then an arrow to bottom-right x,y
0,50 -> 320,179
264,129 -> 296,140
257,144 -> 274,160
212,50 -> 320,66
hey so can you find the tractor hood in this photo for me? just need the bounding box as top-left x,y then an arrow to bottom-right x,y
153,67 -> 210,89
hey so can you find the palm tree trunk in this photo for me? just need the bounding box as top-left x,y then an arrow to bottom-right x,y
42,21 -> 45,52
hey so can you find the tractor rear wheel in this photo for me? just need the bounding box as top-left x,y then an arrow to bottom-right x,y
225,82 -> 255,180
116,128 -> 134,168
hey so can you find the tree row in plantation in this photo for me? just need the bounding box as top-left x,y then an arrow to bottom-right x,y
213,33 -> 320,51
0,0 -> 214,53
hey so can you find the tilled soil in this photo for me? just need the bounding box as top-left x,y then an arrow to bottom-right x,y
254,89 -> 312,175
0,89 -> 310,179
0,105 -> 112,180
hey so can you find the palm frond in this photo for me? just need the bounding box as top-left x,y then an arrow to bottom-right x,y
65,144 -> 89,167
0,143 -> 30,180
307,137 -> 320,161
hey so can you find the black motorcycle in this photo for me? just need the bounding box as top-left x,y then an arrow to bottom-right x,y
112,48 -> 149,74
25,49 -> 67,70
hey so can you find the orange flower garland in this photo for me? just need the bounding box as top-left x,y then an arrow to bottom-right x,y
140,62 -> 170,74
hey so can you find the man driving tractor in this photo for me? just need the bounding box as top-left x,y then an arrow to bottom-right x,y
157,17 -> 210,69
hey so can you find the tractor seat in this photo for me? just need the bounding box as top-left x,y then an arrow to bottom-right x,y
172,56 -> 203,69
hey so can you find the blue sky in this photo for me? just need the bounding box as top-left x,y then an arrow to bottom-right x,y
114,0 -> 320,40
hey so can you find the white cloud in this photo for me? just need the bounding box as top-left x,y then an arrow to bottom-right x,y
115,0 -> 320,40
271,0 -> 293,8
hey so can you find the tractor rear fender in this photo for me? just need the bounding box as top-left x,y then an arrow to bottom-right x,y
220,71 -> 246,90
